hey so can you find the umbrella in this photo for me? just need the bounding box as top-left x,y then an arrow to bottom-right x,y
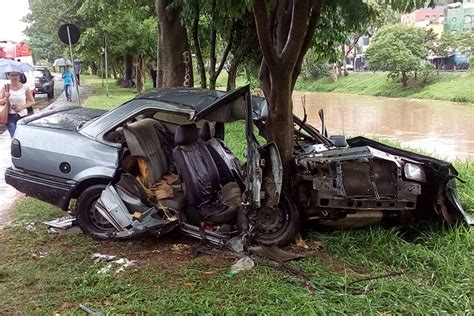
53,58 -> 73,67
0,59 -> 35,74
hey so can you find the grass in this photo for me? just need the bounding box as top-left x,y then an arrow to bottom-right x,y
1,78 -> 472,314
295,72 -> 474,103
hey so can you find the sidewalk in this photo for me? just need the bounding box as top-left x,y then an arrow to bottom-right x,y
0,84 -> 92,227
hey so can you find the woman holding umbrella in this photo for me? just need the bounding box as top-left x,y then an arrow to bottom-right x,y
0,71 -> 35,137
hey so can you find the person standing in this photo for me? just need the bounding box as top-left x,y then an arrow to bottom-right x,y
62,65 -> 74,101
0,72 -> 35,137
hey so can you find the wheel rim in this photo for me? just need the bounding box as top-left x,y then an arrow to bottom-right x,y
249,203 -> 290,237
87,199 -> 115,232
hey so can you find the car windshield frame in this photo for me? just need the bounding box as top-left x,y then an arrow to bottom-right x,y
79,98 -> 195,141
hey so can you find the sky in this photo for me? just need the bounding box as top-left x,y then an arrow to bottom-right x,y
0,0 -> 30,42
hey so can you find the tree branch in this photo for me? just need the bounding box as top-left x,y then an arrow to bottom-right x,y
291,0 -> 323,89
281,0 -> 311,69
213,31 -> 233,80
253,0 -> 279,71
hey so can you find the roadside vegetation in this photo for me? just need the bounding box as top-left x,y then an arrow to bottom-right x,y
295,71 -> 474,103
0,79 -> 472,314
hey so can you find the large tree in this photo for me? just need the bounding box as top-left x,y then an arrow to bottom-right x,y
156,0 -> 193,87
252,0 -> 433,179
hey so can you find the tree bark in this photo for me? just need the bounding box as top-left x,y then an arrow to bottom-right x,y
156,0 -> 193,87
136,54 -> 145,93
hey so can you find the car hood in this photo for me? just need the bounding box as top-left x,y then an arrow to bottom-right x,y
20,105 -> 106,131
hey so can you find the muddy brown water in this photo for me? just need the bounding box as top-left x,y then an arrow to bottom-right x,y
292,92 -> 474,161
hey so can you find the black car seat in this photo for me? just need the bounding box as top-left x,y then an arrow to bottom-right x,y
123,118 -> 185,211
172,124 -> 237,223
199,121 -> 243,186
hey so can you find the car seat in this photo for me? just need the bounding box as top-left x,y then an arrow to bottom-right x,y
172,124 -> 238,223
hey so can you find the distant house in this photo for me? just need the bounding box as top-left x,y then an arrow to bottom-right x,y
401,6 -> 445,35
444,2 -> 474,34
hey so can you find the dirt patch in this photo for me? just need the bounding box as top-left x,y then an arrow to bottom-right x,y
315,251 -> 371,275
97,233 -> 236,268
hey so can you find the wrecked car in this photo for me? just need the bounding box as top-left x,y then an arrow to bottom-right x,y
5,86 -> 472,246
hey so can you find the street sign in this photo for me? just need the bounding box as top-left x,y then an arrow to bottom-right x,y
58,24 -> 80,45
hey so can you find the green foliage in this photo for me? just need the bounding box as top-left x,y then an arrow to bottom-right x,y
301,48 -> 331,79
77,0 -> 157,62
366,25 -> 429,85
22,0 -> 84,62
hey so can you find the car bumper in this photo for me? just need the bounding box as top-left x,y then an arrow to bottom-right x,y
5,167 -> 77,210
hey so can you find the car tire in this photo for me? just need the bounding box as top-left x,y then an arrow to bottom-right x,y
75,184 -> 117,239
47,89 -> 54,99
242,190 -> 300,247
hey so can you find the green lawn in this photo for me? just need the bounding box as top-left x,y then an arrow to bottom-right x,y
295,72 -> 474,103
1,79 -> 472,314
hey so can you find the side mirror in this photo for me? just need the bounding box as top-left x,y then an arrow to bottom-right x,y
329,135 -> 348,148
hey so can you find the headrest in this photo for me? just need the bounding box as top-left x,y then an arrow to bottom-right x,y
199,121 -> 213,141
175,124 -> 198,146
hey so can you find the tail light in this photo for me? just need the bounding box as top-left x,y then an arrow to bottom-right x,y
11,139 -> 21,158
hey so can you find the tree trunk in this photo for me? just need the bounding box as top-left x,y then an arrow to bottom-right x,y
253,0 -> 322,181
124,53 -> 134,88
192,3 -> 207,89
90,62 -> 98,75
226,29 -> 257,91
263,73 -> 294,175
149,65 -> 157,88
136,54 -> 145,93
156,0 -> 193,87
112,65 -> 117,79
401,71 -> 408,87
226,65 -> 238,91
342,45 -> 348,76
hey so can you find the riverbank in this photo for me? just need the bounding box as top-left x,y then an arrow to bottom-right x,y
295,72 -> 474,103
0,79 -> 473,314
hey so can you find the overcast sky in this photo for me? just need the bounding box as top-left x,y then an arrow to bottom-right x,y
0,0 -> 30,42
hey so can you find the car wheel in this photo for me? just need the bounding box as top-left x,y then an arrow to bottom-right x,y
47,89 -> 54,99
243,190 -> 300,247
75,184 -> 117,239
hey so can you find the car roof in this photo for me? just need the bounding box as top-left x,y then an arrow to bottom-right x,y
136,87 -> 228,113
34,66 -> 48,70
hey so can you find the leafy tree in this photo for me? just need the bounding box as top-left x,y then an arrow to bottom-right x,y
78,0 -> 157,92
366,25 -> 428,86
22,0 -> 84,62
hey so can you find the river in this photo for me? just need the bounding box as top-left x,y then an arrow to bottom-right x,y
292,92 -> 474,161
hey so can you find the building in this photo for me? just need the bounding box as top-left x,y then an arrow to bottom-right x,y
444,2 -> 474,34
401,6 -> 445,35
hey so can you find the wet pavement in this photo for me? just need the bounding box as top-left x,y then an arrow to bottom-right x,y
0,80 -> 92,227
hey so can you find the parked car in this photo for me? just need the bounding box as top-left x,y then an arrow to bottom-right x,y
33,66 -> 54,99
5,86 -> 472,246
